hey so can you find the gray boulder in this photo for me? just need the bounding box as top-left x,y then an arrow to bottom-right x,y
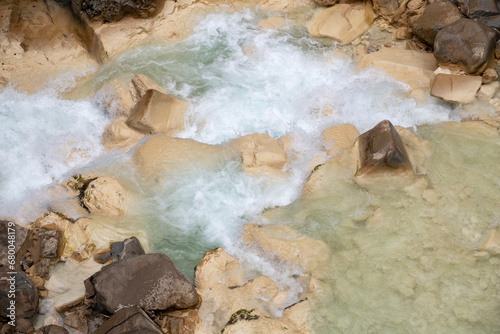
85,253 -> 198,314
461,0 -> 499,18
434,18 -> 498,74
412,1 -> 463,46
0,270 -> 39,320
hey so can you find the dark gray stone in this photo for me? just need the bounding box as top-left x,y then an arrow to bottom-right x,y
85,253 -> 198,314
461,0 -> 499,18
0,270 -> 38,320
111,237 -> 145,261
71,0 -> 165,22
93,306 -> 162,334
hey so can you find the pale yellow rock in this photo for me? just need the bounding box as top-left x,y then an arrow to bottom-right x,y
242,224 -> 331,273
308,3 -> 376,44
34,211 -> 92,261
321,124 -> 360,155
356,48 -> 437,89
133,135 -> 225,179
479,81 -> 500,100
480,228 -> 500,255
101,117 -> 145,152
281,300 -> 311,333
129,74 -> 163,102
81,177 -> 128,217
430,73 -> 482,104
99,78 -> 136,117
258,16 -> 287,29
235,134 -> 288,174
127,89 -> 187,135
395,126 -> 432,175
194,247 -> 245,291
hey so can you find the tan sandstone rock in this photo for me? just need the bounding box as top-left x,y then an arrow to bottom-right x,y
234,134 -> 288,174
242,224 -> 331,273
258,16 -> 287,29
480,228 -> 500,255
321,124 -> 360,155
356,48 -> 437,89
101,117 -> 145,151
127,89 -> 187,135
129,74 -> 163,102
98,78 -> 136,117
308,3 -> 376,44
430,73 -> 482,104
81,177 -> 129,217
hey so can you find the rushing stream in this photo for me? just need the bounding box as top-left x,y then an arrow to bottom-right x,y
1,6 -> 500,334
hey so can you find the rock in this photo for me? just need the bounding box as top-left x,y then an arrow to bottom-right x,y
356,48 -> 437,89
461,0 -> 499,18
164,309 -> 200,334
81,177 -> 128,217
479,81 -> 500,98
98,78 -> 136,117
312,0 -> 337,5
194,248 -> 245,292
480,228 -> 500,254
71,0 -> 165,22
0,220 -> 28,267
372,0 -> 427,27
434,18 -> 497,74
93,306 -> 163,334
356,120 -> 413,175
129,74 -> 163,102
242,224 -> 331,273
101,117 -> 145,152
85,253 -> 198,314
321,124 -> 360,155
0,270 -> 38,320
63,313 -> 88,333
234,133 -> 288,174
110,236 -> 145,261
35,325 -> 69,334
39,230 -> 60,259
430,73 -> 482,103
258,16 -> 287,29
308,3 -> 376,44
12,318 -> 35,333
479,14 -> 500,29
482,68 -> 498,83
27,258 -> 50,278
126,89 -> 187,135
411,0 -> 463,47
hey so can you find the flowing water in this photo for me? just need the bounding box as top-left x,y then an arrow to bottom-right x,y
1,6 -> 500,333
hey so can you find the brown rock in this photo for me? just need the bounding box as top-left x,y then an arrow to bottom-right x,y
312,0 -> 338,6
85,253 -> 198,314
356,120 -> 412,175
0,220 -> 28,267
430,73 -> 482,103
93,306 -> 163,334
127,89 -> 187,135
63,313 -> 88,333
110,236 -> 145,261
482,68 -> 499,83
0,270 -> 38,319
35,325 -> 69,334
479,14 -> 500,29
411,0 -> 462,47
461,0 -> 499,18
434,18 -> 497,74
71,0 -> 165,22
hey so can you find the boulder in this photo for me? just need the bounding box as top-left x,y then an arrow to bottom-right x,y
126,89 -> 187,135
93,306 -> 163,334
0,220 -> 28,267
479,15 -> 500,29
411,0 -> 463,47
461,0 -> 499,18
110,236 -> 145,261
0,270 -> 38,320
129,74 -> 163,102
308,3 -> 376,44
81,177 -> 128,217
430,73 -> 482,103
356,120 -> 413,175
234,133 -> 288,174
35,325 -> 69,334
63,312 -> 88,333
101,117 -> 145,152
241,224 -> 331,273
482,68 -> 498,83
98,78 -> 136,117
372,0 -> 427,27
71,0 -> 165,22
321,124 -> 360,155
85,253 -> 198,314
434,18 -> 497,74
356,48 -> 437,89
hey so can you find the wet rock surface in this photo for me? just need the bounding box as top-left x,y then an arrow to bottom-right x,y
93,306 -> 163,334
85,253 -> 198,314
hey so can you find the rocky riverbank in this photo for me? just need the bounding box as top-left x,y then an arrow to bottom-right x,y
2,0 -> 500,333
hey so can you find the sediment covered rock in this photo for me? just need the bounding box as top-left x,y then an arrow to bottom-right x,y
85,253 -> 198,314
411,0 -> 463,47
430,73 -> 482,103
434,18 -> 497,74
308,3 -> 376,44
127,89 -> 187,135
93,306 -> 163,334
81,177 -> 128,217
356,120 -> 413,175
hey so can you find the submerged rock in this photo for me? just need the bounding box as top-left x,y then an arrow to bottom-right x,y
81,177 -> 128,217
356,120 -> 413,175
411,0 -> 463,47
127,89 -> 187,136
430,73 -> 482,104
434,18 -> 497,74
85,253 -> 198,314
234,133 -> 288,174
101,117 -> 145,152
93,306 -> 163,334
308,3 -> 376,44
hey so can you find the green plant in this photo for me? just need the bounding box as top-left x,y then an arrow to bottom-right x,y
221,309 -> 259,333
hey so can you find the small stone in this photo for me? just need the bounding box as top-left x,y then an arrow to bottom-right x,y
64,313 -> 88,333
482,68 -> 498,84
